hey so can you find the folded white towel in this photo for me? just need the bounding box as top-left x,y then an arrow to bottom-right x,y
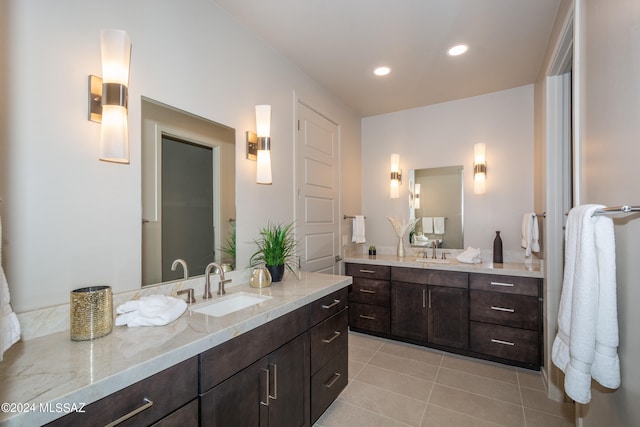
116,295 -> 187,327
352,215 -> 366,244
433,217 -> 445,234
422,217 -> 433,234
521,213 -> 540,256
1,216 -> 21,361
456,247 -> 482,264
551,204 -> 620,404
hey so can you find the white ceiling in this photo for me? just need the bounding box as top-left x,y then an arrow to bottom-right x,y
215,0 -> 562,117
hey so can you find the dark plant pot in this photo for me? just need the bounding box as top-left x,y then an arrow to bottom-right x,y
368,249 -> 376,256
266,264 -> 285,282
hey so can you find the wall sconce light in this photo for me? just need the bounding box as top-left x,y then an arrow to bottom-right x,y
88,29 -> 132,164
390,153 -> 402,198
246,105 -> 272,184
473,143 -> 487,194
410,183 -> 421,208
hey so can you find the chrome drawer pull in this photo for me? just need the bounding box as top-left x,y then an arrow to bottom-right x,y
359,269 -> 376,274
105,398 -> 153,427
490,281 -> 514,287
322,299 -> 340,309
490,306 -> 515,313
491,338 -> 515,346
324,372 -> 341,389
322,331 -> 342,344
359,314 -> 375,320
359,288 -> 376,294
268,363 -> 278,400
260,369 -> 270,406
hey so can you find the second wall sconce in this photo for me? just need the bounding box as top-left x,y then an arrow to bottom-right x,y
390,153 -> 402,198
473,143 -> 487,194
410,182 -> 421,208
88,29 -> 132,164
246,105 -> 272,184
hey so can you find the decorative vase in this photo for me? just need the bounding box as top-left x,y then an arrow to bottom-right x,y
267,264 -> 285,282
397,238 -> 405,257
493,231 -> 503,264
70,285 -> 113,341
387,216 -> 419,258
250,266 -> 272,288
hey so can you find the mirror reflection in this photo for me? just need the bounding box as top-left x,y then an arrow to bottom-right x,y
410,165 -> 464,249
141,97 -> 236,286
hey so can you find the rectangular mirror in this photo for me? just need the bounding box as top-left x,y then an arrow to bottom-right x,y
141,97 -> 236,286
410,165 -> 464,249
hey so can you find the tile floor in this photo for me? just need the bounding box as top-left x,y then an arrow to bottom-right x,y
315,332 -> 574,427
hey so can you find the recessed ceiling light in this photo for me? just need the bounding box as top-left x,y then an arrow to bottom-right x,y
374,66 -> 391,76
448,44 -> 469,56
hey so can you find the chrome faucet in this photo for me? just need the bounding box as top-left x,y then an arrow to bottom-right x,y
204,262 -> 230,299
431,241 -> 438,259
171,259 -> 189,281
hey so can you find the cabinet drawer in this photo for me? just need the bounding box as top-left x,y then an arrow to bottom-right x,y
470,273 -> 540,297
311,349 -> 348,424
151,399 -> 199,427
47,357 -> 198,427
392,267 -> 468,289
349,277 -> 390,306
470,290 -> 539,330
310,288 -> 348,326
470,322 -> 540,366
348,302 -> 390,334
346,263 -> 390,280
311,308 -> 348,374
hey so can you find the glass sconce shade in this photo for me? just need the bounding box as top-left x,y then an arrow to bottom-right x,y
473,143 -> 487,194
255,105 -> 272,184
390,154 -> 401,198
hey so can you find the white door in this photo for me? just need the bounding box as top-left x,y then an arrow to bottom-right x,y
295,102 -> 340,274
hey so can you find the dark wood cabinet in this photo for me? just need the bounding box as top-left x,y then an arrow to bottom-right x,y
390,281 -> 428,341
346,263 -> 391,335
428,285 -> 469,350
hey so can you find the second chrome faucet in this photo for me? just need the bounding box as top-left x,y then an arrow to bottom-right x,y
204,262 -> 232,299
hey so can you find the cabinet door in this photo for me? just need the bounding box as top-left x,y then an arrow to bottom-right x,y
200,357 -> 269,427
428,286 -> 469,350
391,281 -> 428,342
267,333 -> 310,427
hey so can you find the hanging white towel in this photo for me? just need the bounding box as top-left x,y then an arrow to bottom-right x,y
115,294 -> 187,327
0,216 -> 21,361
352,215 -> 366,244
551,204 -> 620,404
422,217 -> 433,234
433,217 -> 445,234
521,213 -> 540,256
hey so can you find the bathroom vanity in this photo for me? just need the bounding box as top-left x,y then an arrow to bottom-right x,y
0,272 -> 351,426
345,254 -> 543,370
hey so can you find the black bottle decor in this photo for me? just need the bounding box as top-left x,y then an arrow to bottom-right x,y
493,231 -> 503,264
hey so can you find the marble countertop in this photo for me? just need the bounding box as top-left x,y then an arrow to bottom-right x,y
0,272 -> 352,426
344,254 -> 543,278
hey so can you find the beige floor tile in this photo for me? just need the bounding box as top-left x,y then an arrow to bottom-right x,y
516,369 -> 546,391
355,364 -> 434,402
349,359 -> 365,380
520,387 -> 574,420
349,331 -> 386,350
340,379 -> 428,426
441,354 -> 518,384
436,367 -> 522,405
524,408 -> 574,427
368,351 -> 440,382
349,343 -> 378,363
379,340 -> 444,366
429,384 -> 525,427
421,404 -> 504,427
316,399 -> 409,427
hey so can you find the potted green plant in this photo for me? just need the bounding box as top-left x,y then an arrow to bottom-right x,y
249,221 -> 297,282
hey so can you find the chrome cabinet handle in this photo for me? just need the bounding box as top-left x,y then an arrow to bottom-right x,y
322,331 -> 342,344
490,281 -> 514,287
422,289 -> 426,308
359,288 -> 376,294
260,368 -> 270,406
491,338 -> 515,346
359,269 -> 376,274
104,398 -> 153,427
490,306 -> 515,313
322,299 -> 340,309
428,290 -> 432,309
359,314 -> 375,320
268,363 -> 278,400
324,372 -> 341,389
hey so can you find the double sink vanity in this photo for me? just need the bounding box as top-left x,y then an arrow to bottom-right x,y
0,272 -> 351,426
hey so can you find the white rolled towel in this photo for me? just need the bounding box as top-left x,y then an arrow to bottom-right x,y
456,247 -> 482,264
116,294 -> 187,327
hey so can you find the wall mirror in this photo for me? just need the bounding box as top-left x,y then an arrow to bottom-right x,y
410,165 -> 464,249
141,97 -> 236,287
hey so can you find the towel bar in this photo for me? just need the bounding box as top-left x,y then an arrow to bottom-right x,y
593,205 -> 640,216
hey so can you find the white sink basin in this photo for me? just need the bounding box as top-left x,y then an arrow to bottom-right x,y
192,292 -> 272,317
415,258 -> 452,264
